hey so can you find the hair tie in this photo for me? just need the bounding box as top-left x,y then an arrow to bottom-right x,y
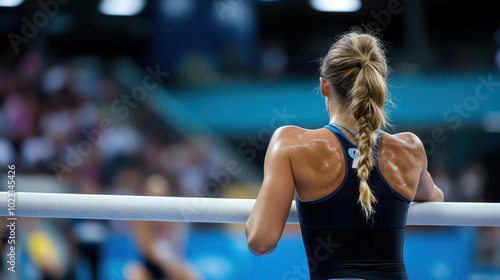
360,179 -> 367,183
359,57 -> 369,68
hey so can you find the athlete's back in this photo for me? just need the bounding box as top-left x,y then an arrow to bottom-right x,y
292,123 -> 421,279
245,30 -> 443,280
288,126 -> 427,203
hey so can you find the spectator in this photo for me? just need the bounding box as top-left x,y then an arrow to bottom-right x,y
128,173 -> 200,280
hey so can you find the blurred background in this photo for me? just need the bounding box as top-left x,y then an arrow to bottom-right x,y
0,0 -> 499,279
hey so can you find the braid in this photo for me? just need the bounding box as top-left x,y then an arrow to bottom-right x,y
351,62 -> 386,221
319,30 -> 389,222
355,115 -> 378,220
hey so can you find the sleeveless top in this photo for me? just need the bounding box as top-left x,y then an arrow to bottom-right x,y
296,123 -> 410,280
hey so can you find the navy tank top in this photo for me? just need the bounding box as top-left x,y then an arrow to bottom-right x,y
296,123 -> 411,280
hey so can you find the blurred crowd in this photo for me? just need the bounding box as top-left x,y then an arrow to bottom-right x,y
0,51 -> 237,280
0,50 -> 227,188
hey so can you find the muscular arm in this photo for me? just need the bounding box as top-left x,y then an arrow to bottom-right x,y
413,139 -> 444,202
245,127 -> 297,256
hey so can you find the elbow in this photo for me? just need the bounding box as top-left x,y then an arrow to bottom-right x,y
247,237 -> 277,256
414,186 -> 444,202
429,184 -> 444,202
435,187 -> 444,202
245,226 -> 277,256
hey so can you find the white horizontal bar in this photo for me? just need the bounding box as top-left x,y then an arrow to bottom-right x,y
1,192 -> 499,226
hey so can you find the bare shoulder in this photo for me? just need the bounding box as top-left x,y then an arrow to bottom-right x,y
268,125 -> 316,153
388,132 -> 423,147
381,132 -> 426,159
273,125 -> 307,136
271,125 -> 308,142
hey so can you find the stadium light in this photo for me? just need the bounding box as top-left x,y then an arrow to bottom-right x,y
0,0 -> 24,7
310,0 -> 361,12
99,0 -> 146,16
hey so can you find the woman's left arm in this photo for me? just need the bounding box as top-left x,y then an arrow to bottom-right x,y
245,126 -> 297,256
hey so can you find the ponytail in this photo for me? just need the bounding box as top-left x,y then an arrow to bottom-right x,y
319,30 -> 389,221
350,61 -> 386,221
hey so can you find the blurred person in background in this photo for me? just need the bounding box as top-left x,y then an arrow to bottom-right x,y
128,173 -> 199,280
161,135 -> 225,199
70,178 -> 109,280
21,217 -> 77,280
246,29 -> 444,279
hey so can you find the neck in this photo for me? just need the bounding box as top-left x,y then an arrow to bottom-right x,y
327,102 -> 356,129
